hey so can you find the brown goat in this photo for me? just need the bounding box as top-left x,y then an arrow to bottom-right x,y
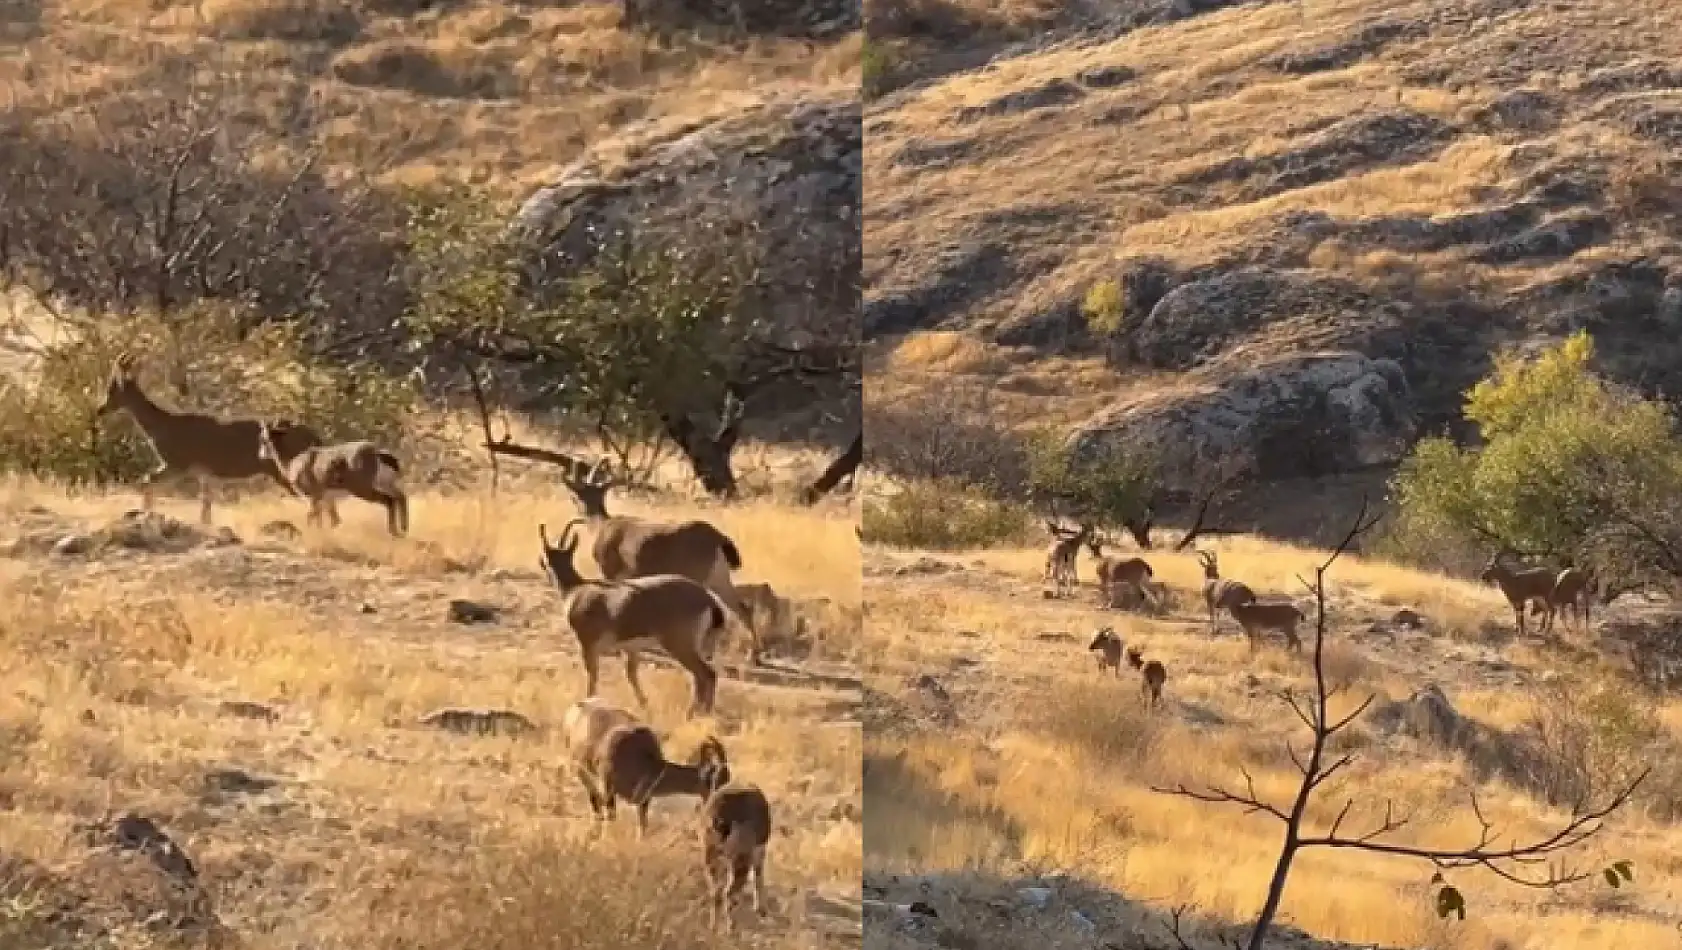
1085,536 -> 1157,609
94,354 -> 322,524
1199,551 -> 1257,631
1545,566 -> 1595,633
257,422 -> 408,536
1043,521 -> 1091,597
1479,550 -> 1558,636
701,783 -> 772,931
1227,600 -> 1304,653
1126,646 -> 1167,708
1088,627 -> 1123,676
540,521 -> 727,717
562,461 -> 762,664
577,724 -> 731,836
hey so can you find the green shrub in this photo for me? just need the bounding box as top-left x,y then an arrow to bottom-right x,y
1081,278 -> 1125,335
862,479 -> 1034,549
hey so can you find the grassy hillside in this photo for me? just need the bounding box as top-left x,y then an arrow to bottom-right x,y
0,453 -> 862,949
865,0 -> 1682,429
3,0 -> 859,193
862,532 -> 1682,949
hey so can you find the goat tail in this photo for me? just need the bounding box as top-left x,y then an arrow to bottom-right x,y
719,537 -> 742,571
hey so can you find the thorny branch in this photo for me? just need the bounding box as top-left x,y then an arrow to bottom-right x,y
1151,496 -> 1647,949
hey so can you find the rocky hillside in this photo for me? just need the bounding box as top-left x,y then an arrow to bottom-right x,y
865,0 -> 1682,500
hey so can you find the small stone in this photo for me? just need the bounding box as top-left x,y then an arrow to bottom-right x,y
218,700 -> 280,723
51,534 -> 94,556
418,707 -> 537,736
448,599 -> 501,625
1018,886 -> 1054,909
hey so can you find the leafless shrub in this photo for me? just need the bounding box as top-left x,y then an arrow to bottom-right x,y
867,383 -> 1030,495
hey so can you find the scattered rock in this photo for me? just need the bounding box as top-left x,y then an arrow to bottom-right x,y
956,78 -> 1084,123
51,533 -> 95,556
447,599 -> 502,625
101,814 -> 198,883
259,520 -> 302,541
893,557 -> 959,577
1076,65 -> 1138,88
1366,683 -> 1465,745
1017,886 -> 1054,909
1390,608 -> 1427,629
203,768 -> 278,796
217,700 -> 280,723
417,707 -> 537,736
1262,19 -> 1422,75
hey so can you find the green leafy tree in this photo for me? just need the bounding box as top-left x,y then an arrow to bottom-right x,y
1388,331 -> 1682,585
402,188 -> 853,497
1025,429 -> 1159,543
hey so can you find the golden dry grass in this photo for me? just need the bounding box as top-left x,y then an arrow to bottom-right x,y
862,532 -> 1682,947
864,0 -> 1682,423
0,436 -> 861,948
3,0 -> 859,192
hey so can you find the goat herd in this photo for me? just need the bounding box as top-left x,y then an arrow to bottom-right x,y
91,355 -> 783,931
1042,519 -> 1612,710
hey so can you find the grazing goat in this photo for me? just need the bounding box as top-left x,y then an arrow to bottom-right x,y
561,697 -> 639,753
539,520 -> 727,717
1541,566 -> 1595,633
1126,646 -> 1167,708
701,782 -> 772,932
94,354 -> 322,524
1479,550 -> 1558,636
1086,535 -> 1157,610
1227,600 -> 1304,653
256,422 -> 408,537
562,460 -> 763,664
576,724 -> 731,836
1199,551 -> 1256,631
1088,627 -> 1123,676
1043,521 -> 1092,597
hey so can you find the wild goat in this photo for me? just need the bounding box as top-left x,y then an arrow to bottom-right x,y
1479,550 -> 1559,636
575,723 -> 731,836
1227,599 -> 1304,653
1088,626 -> 1123,676
1086,535 -> 1156,610
561,460 -> 763,664
94,354 -> 322,524
1043,521 -> 1092,597
1198,551 -> 1256,631
701,783 -> 773,932
1126,645 -> 1167,708
539,520 -> 727,717
256,422 -> 408,536
561,697 -> 640,753
1536,565 -> 1595,633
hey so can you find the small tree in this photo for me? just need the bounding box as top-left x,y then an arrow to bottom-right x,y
1157,498 -> 1647,948
403,189 -> 855,497
1389,331 -> 1682,586
1026,430 -> 1159,544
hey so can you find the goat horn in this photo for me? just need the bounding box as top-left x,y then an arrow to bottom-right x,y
538,523 -> 553,549
558,517 -> 586,549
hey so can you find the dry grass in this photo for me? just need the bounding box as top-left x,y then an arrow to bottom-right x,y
862,531 -> 1682,947
0,437 -> 861,948
865,0 -> 1682,424
3,1 -> 859,192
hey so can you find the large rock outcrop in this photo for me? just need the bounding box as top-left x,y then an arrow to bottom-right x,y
1070,351 -> 1415,485
514,90 -> 861,347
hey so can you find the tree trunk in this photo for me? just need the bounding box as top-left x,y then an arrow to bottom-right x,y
664,414 -> 740,498
802,432 -> 862,504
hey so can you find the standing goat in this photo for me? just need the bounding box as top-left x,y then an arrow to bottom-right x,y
539,520 -> 727,717
94,354 -> 322,524
1539,565 -> 1595,633
1088,626 -> 1123,676
562,460 -> 763,664
1126,645 -> 1167,708
1479,550 -> 1558,636
701,783 -> 773,932
257,422 -> 408,536
575,723 -> 731,836
1086,535 -> 1156,610
1198,551 -> 1256,631
1043,520 -> 1092,597
1227,600 -> 1304,654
